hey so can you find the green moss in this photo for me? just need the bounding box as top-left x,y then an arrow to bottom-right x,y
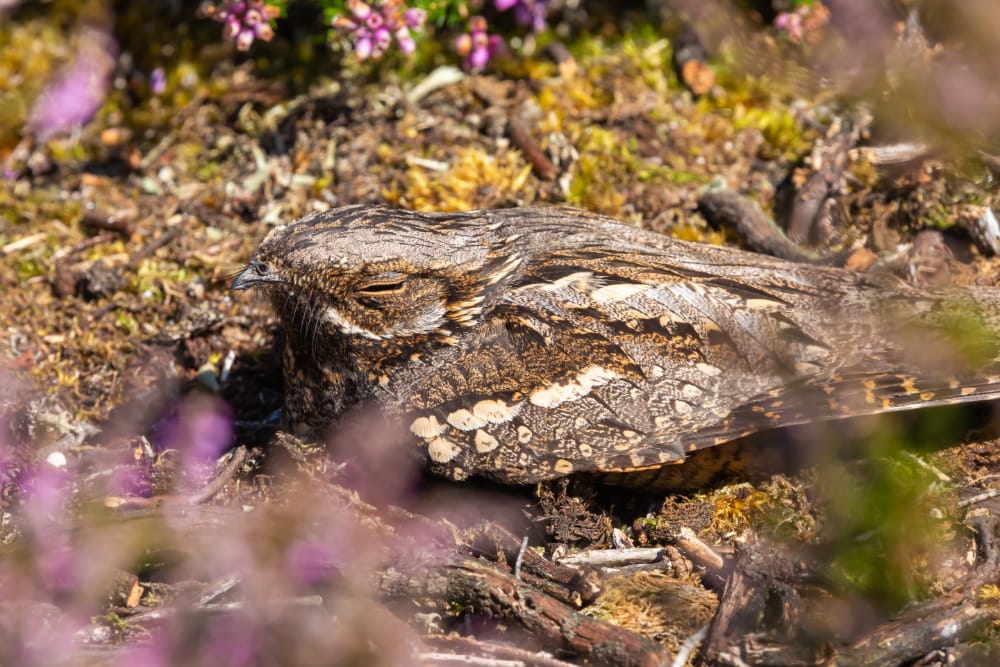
16,257 -> 47,282
567,127 -> 629,215
115,310 -> 138,336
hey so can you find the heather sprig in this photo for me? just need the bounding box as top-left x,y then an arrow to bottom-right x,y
455,15 -> 504,71
331,0 -> 426,60
198,1 -> 551,70
495,0 -> 548,33
202,0 -> 283,51
774,1 -> 830,45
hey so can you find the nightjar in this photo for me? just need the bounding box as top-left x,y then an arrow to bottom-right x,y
232,205 -> 1000,485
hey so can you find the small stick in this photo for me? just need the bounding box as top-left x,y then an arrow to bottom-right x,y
509,117 -> 558,181
423,635 -> 580,667
513,535 -> 529,579
670,624 -> 708,667
80,209 -> 138,238
674,527 -> 725,572
188,446 -> 249,505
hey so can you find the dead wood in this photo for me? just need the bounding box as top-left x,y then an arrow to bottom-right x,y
373,554 -> 672,667
466,521 -> 603,608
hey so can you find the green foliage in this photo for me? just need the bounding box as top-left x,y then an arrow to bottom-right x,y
817,410 -> 966,607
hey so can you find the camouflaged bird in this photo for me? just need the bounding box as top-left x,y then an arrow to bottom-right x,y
232,205 -> 1000,485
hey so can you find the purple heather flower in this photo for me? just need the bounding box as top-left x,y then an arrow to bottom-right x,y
155,394 -> 234,485
285,537 -> 337,587
774,3 -> 830,45
495,0 -> 548,32
355,35 -> 374,59
150,66 -> 166,95
27,24 -> 116,141
403,7 -> 425,28
204,0 -> 280,51
455,16 -> 504,71
332,0 -> 427,61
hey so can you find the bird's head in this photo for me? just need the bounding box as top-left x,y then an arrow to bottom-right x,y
232,205 -> 525,350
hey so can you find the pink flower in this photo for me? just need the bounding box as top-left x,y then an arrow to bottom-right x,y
455,17 -> 504,71
332,1 -> 426,61
27,25 -> 116,140
204,1 -> 280,51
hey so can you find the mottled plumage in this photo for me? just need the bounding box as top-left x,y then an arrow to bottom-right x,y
232,205 -> 1000,485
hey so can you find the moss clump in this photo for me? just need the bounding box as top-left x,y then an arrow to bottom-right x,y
395,146 -> 532,211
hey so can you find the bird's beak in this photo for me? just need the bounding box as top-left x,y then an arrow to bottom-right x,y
231,267 -> 257,291
231,266 -> 281,291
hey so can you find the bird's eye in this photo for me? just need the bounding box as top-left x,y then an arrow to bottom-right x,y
252,260 -> 270,275
357,273 -> 407,296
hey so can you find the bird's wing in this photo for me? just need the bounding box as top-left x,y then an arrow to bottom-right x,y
389,237 -> 1000,484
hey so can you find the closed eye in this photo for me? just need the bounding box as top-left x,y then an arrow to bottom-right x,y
357,272 -> 407,296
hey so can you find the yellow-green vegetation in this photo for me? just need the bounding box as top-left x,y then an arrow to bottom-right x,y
395,146 -> 533,211
583,570 -> 716,649
701,476 -> 817,543
567,126 -> 630,216
699,79 -> 817,162
0,10 -> 76,148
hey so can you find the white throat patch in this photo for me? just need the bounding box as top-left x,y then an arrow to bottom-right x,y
323,307 -> 382,340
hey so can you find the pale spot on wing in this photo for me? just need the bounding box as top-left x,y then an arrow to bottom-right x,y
622,430 -> 643,444
590,282 -> 649,304
474,429 -> 499,453
520,270 -> 594,293
428,437 -> 461,463
680,383 -> 703,400
696,362 -> 722,377
447,408 -> 486,431
961,387 -> 977,396
410,415 -> 447,438
517,425 -> 533,443
529,365 -> 619,408
674,399 -> 693,416
554,459 -> 575,474
745,297 -> 783,310
473,399 -> 521,423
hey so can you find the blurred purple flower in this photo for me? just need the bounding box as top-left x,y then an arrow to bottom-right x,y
156,395 -> 234,485
113,638 -> 172,667
21,464 -> 72,529
332,0 -> 426,60
27,25 -> 117,141
203,0 -> 280,51
774,2 -> 830,45
284,537 -> 337,587
455,16 -> 504,70
495,0 -> 548,32
204,613 -> 258,667
150,67 -> 166,95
